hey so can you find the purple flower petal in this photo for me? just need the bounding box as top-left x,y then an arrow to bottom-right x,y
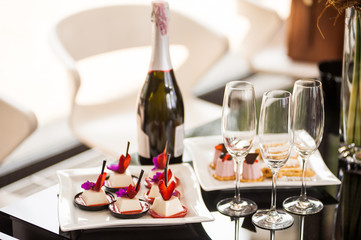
150,172 -> 162,183
81,181 -> 96,190
107,164 -> 119,172
152,156 -> 159,171
115,188 -> 128,198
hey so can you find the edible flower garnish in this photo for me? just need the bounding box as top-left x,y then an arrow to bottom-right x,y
150,172 -> 162,183
81,181 -> 96,190
115,169 -> 144,199
114,184 -> 137,199
115,188 -> 128,198
152,156 -> 159,170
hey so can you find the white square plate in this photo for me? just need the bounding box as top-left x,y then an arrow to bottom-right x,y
57,164 -> 213,231
184,136 -> 341,191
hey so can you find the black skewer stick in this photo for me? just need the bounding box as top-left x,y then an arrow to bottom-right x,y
101,160 -> 107,174
125,141 -> 130,156
135,169 -> 144,192
164,154 -> 171,188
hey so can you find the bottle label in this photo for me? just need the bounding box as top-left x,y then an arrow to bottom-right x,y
137,115 -> 150,158
174,124 -> 184,157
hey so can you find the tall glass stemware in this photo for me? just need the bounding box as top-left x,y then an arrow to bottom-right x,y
252,90 -> 294,230
283,80 -> 324,215
217,81 -> 258,217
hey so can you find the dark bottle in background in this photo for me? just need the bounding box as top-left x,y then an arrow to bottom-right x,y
137,1 -> 184,165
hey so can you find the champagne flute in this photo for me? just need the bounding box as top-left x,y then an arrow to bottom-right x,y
252,90 -> 294,230
217,81 -> 257,217
283,80 -> 324,215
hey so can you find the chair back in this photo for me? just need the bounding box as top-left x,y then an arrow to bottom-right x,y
0,96 -> 37,163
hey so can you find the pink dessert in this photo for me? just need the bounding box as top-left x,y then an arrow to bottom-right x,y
210,144 -> 226,169
213,153 -> 235,180
241,153 -> 263,182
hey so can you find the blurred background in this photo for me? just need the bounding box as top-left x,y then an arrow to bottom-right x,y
0,0 -> 342,207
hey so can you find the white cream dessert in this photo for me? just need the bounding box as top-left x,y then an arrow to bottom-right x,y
116,197 -> 142,213
150,196 -> 184,217
108,169 -> 134,188
241,153 -> 263,182
81,189 -> 108,206
148,184 -> 161,199
79,161 -> 108,206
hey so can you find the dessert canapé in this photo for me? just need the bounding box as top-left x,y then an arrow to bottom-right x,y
145,169 -> 180,204
114,170 -> 144,214
241,153 -> 263,182
149,179 -> 186,218
213,153 -> 235,181
210,143 -> 226,169
259,148 -> 316,178
145,149 -> 178,188
106,142 -> 134,189
80,161 -> 108,206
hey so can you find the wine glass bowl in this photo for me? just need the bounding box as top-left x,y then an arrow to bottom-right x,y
283,80 -> 324,215
216,81 -> 257,217
252,90 -> 294,230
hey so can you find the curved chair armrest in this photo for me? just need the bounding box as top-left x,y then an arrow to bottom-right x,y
0,95 -> 38,162
49,29 -> 81,104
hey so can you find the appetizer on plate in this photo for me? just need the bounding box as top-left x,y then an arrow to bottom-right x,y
241,153 -> 263,182
74,160 -> 114,211
213,153 -> 235,181
149,178 -> 187,218
105,142 -> 135,191
109,169 -> 150,218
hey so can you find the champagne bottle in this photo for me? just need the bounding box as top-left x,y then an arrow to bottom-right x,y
137,1 -> 184,165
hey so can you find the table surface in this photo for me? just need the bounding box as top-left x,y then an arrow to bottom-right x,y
0,164 -> 341,240
0,117 -> 345,240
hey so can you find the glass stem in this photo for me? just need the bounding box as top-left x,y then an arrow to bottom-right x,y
234,217 -> 239,240
300,157 -> 308,201
270,169 -> 279,212
234,158 -> 242,202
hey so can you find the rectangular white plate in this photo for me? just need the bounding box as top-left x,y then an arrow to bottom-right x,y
184,136 -> 341,191
57,164 -> 214,231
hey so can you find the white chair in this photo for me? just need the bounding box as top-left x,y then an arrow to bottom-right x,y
0,95 -> 38,163
50,4 -> 229,157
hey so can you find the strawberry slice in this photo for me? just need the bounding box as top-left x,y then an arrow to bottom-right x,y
158,179 -> 176,200
158,169 -> 173,183
215,144 -> 223,151
126,184 -> 138,199
118,154 -> 131,173
93,172 -> 107,191
157,147 -> 168,169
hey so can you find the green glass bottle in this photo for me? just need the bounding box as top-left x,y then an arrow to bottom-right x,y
137,1 -> 184,165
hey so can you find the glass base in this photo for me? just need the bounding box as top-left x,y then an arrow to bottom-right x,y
216,197 -> 257,217
252,209 -> 294,230
283,196 -> 323,215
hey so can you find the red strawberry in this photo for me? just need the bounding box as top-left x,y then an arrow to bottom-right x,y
93,172 -> 107,191
215,144 -> 223,151
157,147 -> 168,169
158,169 -> 173,183
222,153 -> 232,162
158,179 -> 176,200
126,184 -> 138,199
118,154 -> 131,173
